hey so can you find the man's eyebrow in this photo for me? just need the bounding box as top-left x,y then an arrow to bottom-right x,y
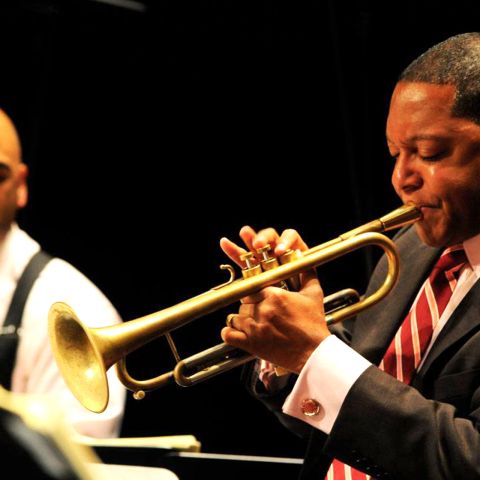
386,134 -> 448,144
411,134 -> 448,141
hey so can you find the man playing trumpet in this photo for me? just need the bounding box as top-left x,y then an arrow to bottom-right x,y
220,32 -> 480,479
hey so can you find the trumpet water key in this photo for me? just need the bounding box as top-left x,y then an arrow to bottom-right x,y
48,204 -> 421,413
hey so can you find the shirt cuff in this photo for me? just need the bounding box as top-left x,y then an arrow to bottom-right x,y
282,335 -> 371,434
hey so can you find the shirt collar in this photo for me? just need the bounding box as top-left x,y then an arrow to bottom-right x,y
462,232 -> 480,278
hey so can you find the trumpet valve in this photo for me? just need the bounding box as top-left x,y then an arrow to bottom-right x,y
279,249 -> 303,291
256,244 -> 280,271
257,245 -> 290,290
279,248 -> 302,264
241,252 -> 262,279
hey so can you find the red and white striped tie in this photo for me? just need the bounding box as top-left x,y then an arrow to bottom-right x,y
379,244 -> 467,383
327,244 -> 467,480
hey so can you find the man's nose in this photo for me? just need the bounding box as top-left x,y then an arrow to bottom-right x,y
392,155 -> 423,194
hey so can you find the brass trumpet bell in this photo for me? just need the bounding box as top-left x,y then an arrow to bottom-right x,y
49,303 -> 109,413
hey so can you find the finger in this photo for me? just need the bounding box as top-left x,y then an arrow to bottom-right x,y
275,229 -> 309,255
240,291 -> 266,304
221,326 -> 248,346
299,268 -> 323,296
226,313 -> 236,328
221,313 -> 255,349
220,237 -> 249,267
224,313 -> 255,333
251,227 -> 280,252
238,303 -> 254,318
238,226 -> 259,253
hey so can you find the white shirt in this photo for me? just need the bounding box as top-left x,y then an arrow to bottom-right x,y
283,234 -> 480,433
0,224 -> 126,437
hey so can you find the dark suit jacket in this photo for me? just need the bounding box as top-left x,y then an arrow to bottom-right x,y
250,226 -> 480,479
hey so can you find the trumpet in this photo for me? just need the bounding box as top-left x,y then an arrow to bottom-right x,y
48,204 -> 421,413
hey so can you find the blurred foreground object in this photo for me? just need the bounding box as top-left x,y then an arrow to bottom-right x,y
0,385 -> 183,479
76,433 -> 201,452
0,384 -> 100,479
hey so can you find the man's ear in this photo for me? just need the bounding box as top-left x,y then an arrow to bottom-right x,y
16,163 -> 29,209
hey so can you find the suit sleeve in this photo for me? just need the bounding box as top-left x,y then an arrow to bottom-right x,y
323,365 -> 480,479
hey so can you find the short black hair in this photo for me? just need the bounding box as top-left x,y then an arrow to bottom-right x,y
399,32 -> 480,124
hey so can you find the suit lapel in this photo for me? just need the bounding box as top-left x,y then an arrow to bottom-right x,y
352,227 -> 440,364
416,278 -> 480,376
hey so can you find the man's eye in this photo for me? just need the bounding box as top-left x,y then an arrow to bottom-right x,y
0,165 -> 11,183
420,152 -> 446,161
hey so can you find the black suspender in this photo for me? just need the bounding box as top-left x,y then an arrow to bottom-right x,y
0,250 -> 52,389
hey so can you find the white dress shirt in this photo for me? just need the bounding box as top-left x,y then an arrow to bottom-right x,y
283,234 -> 480,433
0,223 -> 126,437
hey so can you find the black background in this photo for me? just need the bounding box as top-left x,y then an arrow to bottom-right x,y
1,0 -> 480,462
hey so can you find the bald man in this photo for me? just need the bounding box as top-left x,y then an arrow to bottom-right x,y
0,109 -> 126,437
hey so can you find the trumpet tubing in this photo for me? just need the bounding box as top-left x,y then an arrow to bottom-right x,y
48,204 -> 421,413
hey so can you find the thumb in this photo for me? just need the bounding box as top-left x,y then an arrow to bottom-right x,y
298,269 -> 323,298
